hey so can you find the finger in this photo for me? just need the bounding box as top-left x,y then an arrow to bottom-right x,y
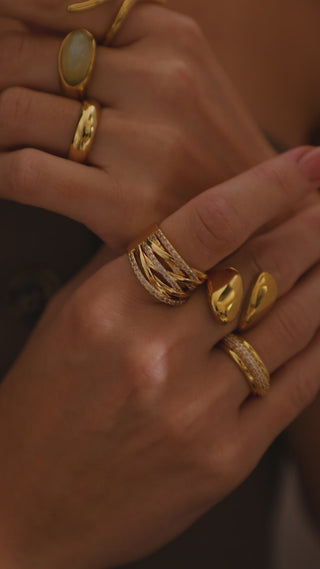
161,147 -> 320,272
0,31 -> 136,107
239,327 -> 320,465
0,149 -> 115,240
211,263 -> 320,405
0,0 -> 140,40
180,202 -> 320,350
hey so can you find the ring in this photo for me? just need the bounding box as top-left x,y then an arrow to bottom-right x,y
239,272 -> 277,331
59,29 -> 97,99
104,0 -> 166,46
69,100 -> 100,163
207,267 -> 244,324
220,333 -> 270,396
128,225 -> 207,305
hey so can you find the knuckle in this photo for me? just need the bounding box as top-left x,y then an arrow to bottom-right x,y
123,340 -> 169,395
192,192 -> 240,258
169,13 -> 205,47
162,56 -> 199,105
0,86 -> 31,143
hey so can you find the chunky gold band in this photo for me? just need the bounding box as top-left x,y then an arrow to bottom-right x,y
220,333 -> 270,396
128,225 -> 207,305
69,100 -> 100,163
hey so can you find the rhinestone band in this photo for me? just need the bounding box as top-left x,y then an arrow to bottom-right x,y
220,333 -> 270,396
128,225 -> 207,306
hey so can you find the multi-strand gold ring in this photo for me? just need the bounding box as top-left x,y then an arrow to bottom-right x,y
128,225 -> 207,306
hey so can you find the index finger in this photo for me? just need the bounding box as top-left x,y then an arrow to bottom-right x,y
161,147 -> 320,271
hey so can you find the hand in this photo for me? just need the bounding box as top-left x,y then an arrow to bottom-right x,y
0,149 -> 319,569
0,7 -> 273,251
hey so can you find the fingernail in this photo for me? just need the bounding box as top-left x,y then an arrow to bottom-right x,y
298,146 -> 320,185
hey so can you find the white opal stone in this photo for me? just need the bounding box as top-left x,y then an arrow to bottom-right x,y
60,30 -> 95,87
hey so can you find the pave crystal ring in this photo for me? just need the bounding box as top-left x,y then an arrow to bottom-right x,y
220,333 -> 270,396
128,225 -> 207,306
59,29 -> 96,99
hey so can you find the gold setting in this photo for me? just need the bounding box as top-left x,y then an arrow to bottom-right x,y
58,29 -> 96,99
239,271 -> 278,331
69,100 -> 100,163
128,225 -> 207,305
207,267 -> 243,324
220,333 -> 270,397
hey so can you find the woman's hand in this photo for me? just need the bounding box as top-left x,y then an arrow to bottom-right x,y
0,149 -> 319,569
0,7 -> 273,250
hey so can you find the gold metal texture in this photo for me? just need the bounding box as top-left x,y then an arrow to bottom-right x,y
128,225 -> 207,306
68,0 -> 113,12
59,29 -> 96,99
104,0 -> 166,45
239,271 -> 278,331
220,333 -> 270,397
207,267 -> 243,324
68,100 -> 100,163
67,0 -> 167,46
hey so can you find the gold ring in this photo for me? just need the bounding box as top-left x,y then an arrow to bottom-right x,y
220,333 -> 270,396
239,272 -> 278,331
69,100 -> 100,163
59,29 -> 97,99
104,0 -> 166,46
128,225 -> 207,305
207,267 -> 244,325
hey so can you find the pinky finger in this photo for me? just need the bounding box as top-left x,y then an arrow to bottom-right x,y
240,328 -> 320,456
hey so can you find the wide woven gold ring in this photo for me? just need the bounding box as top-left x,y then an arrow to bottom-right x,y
128,225 -> 207,306
69,100 -> 100,163
59,29 -> 97,99
220,333 -> 270,396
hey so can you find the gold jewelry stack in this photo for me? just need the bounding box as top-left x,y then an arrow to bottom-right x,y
128,225 -> 207,305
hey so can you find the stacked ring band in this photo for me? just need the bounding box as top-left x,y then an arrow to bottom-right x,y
220,333 -> 270,396
69,101 -> 100,163
104,0 -> 166,45
128,225 -> 207,305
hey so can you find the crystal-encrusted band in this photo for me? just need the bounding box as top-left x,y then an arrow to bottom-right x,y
220,333 -> 270,396
128,225 -> 207,306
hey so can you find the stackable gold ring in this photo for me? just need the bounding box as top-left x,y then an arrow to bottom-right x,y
69,101 -> 100,163
59,29 -> 97,99
220,333 -> 270,396
128,225 -> 207,306
239,272 -> 278,331
104,0 -> 166,46
207,267 -> 244,325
